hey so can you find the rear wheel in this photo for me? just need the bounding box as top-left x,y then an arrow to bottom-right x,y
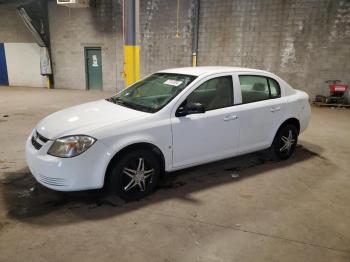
315,95 -> 326,103
108,150 -> 161,200
270,124 -> 298,160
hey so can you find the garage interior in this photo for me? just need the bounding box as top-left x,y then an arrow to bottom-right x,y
0,0 -> 350,261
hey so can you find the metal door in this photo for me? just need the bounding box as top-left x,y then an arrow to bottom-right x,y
0,43 -> 9,86
85,47 -> 102,90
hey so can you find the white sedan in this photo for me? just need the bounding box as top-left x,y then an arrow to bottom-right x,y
26,67 -> 311,200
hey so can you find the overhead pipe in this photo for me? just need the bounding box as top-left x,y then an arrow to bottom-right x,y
192,0 -> 200,67
123,0 -> 140,87
17,0 -> 53,88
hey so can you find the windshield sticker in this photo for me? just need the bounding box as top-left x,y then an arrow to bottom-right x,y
163,79 -> 183,86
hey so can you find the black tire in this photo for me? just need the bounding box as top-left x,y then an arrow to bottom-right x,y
338,97 -> 346,105
270,124 -> 298,160
108,150 -> 161,201
315,95 -> 326,103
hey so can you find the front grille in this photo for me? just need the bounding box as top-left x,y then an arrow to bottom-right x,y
31,136 -> 42,150
38,175 -> 66,187
37,132 -> 49,143
31,131 -> 49,150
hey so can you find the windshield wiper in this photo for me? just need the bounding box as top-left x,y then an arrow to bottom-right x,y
106,97 -> 128,106
106,97 -> 154,113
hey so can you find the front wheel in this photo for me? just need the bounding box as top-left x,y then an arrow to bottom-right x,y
108,150 -> 161,200
270,124 -> 298,160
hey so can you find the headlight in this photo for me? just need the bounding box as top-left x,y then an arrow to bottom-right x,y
48,135 -> 96,158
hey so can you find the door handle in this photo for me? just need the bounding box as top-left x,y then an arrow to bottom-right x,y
270,106 -> 281,112
223,115 -> 239,121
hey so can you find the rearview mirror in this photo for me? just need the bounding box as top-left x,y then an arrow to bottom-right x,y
176,102 -> 206,117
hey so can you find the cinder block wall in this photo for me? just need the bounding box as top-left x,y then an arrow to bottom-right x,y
0,4 -> 34,43
140,0 -> 195,76
140,0 -> 350,98
48,0 -> 123,91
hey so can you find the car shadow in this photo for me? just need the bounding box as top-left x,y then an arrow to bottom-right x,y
0,141 -> 334,226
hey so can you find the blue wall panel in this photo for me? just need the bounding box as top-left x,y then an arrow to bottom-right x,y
0,43 -> 9,86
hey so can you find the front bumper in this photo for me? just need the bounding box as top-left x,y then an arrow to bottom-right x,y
25,130 -> 111,191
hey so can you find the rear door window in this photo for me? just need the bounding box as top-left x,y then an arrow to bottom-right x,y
239,75 -> 269,103
239,75 -> 281,104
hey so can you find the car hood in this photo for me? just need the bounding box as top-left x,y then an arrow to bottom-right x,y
35,99 -> 150,139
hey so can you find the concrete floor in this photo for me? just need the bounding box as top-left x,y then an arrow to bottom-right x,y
0,86 -> 349,262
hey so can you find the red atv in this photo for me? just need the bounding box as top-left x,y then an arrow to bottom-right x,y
315,80 -> 348,104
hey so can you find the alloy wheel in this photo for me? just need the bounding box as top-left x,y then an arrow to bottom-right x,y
121,157 -> 155,193
279,129 -> 296,153
271,124 -> 298,160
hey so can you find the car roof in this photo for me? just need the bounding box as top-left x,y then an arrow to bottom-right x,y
158,66 -> 270,76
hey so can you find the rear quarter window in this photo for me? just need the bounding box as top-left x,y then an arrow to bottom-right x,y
268,78 -> 281,98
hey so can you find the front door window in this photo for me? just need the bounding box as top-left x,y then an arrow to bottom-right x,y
186,76 -> 234,111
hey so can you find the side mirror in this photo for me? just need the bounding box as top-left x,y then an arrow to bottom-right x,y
176,102 -> 206,117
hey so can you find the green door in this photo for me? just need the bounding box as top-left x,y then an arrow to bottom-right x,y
85,48 -> 102,90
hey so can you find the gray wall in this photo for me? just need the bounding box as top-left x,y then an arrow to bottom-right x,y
1,0 -> 349,96
140,0 -> 350,98
140,0 -> 195,76
48,0 -> 123,91
0,4 -> 34,43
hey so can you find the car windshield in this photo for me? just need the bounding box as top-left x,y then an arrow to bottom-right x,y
107,73 -> 196,113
